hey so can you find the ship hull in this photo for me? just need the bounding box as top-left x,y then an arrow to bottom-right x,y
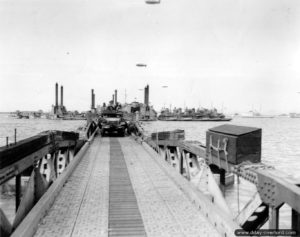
158,118 -> 232,122
240,116 -> 274,118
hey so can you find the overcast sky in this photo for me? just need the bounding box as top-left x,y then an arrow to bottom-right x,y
1,0 -> 300,114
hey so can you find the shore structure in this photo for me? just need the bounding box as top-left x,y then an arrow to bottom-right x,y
48,83 -> 85,120
158,107 -> 232,121
1,118 -> 300,237
50,83 -> 67,118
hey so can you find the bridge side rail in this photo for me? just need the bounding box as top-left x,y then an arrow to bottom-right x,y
133,123 -> 239,237
0,123 -> 98,237
134,122 -> 300,235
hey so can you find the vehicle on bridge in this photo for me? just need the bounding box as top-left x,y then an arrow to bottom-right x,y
99,110 -> 127,136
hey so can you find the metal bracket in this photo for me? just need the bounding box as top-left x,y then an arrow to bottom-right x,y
232,162 -> 274,186
209,136 -> 229,171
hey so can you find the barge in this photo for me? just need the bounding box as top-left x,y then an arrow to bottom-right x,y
158,107 -> 232,121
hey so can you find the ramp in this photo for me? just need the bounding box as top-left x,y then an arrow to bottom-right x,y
33,136 -> 219,237
109,138 -> 146,237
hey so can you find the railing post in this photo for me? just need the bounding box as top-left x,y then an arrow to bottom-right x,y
53,152 -> 58,178
14,128 -> 17,145
184,152 -> 191,180
292,209 -> 300,235
156,131 -> 159,153
15,174 -> 21,211
179,149 -> 184,175
269,206 -> 279,229
220,169 -> 226,196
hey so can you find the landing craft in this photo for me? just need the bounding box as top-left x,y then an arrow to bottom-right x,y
136,63 -> 147,67
145,0 -> 160,4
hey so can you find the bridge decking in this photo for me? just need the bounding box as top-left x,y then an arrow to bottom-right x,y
34,136 -> 219,237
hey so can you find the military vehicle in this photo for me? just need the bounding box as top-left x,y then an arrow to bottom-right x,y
99,110 -> 127,136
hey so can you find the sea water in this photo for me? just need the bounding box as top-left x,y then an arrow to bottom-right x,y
0,113 -> 85,222
1,114 -> 300,228
142,117 -> 300,228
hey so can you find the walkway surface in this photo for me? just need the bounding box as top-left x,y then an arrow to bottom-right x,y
34,136 -> 219,237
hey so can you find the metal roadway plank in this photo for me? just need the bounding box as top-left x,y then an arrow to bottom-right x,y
32,136 -> 220,237
109,138 -> 146,237
120,137 -> 220,237
34,137 -> 110,237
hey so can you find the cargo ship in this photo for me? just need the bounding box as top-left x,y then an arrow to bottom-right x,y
158,107 -> 232,121
240,111 -> 274,118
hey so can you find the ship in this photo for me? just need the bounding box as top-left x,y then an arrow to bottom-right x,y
120,85 -> 157,122
158,107 -> 232,121
145,0 -> 160,4
289,113 -> 300,118
240,111 -> 274,118
121,101 -> 157,122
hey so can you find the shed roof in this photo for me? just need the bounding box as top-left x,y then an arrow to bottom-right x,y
208,124 -> 261,136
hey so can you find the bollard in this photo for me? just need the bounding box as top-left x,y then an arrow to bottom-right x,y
14,128 -> 17,145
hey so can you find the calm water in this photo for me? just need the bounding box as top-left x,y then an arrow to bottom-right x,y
1,114 -> 299,228
0,114 -> 85,147
142,117 -> 300,228
142,117 -> 300,179
0,114 -> 85,222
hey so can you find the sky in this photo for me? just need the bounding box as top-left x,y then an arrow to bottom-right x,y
1,0 -> 300,114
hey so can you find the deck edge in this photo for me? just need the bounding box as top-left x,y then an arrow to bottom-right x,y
140,138 -> 240,237
11,129 -> 99,237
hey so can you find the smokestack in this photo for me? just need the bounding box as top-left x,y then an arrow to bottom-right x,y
93,93 -> 95,109
144,85 -> 149,106
91,89 -> 94,109
55,83 -> 58,107
144,87 -> 147,105
147,85 -> 149,106
112,94 -> 115,105
115,90 -> 118,104
60,86 -> 63,106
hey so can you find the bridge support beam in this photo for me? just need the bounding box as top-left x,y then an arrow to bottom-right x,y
292,209 -> 300,235
16,174 -> 21,211
269,206 -> 279,229
0,209 -> 12,237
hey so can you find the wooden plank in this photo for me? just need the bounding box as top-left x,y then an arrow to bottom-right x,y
151,130 -> 185,140
0,134 -> 50,168
0,146 -> 50,185
0,131 -> 78,171
179,140 -> 206,158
